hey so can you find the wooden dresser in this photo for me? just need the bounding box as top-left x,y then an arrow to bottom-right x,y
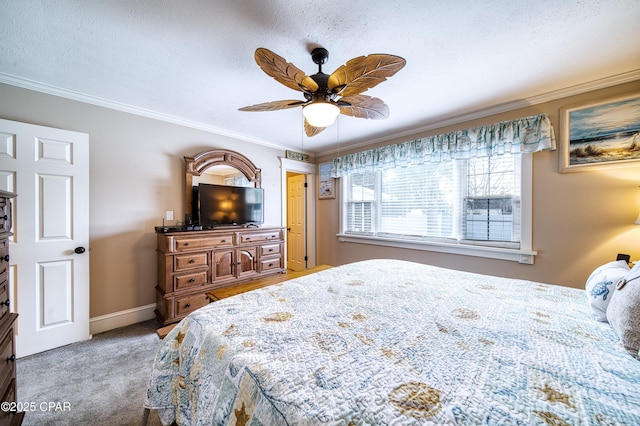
155,226 -> 285,325
0,191 -> 22,426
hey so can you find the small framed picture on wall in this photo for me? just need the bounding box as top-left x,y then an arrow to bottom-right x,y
559,92 -> 640,172
318,163 -> 335,199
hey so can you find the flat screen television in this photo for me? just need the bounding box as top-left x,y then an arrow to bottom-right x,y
195,183 -> 264,228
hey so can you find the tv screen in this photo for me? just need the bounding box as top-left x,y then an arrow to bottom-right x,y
197,183 -> 264,228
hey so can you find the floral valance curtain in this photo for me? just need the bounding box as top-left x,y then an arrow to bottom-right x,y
331,113 -> 555,177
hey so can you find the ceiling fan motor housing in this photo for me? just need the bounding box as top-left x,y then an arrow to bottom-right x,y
310,73 -> 332,96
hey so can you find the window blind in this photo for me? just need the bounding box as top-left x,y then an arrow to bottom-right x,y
344,153 -> 521,248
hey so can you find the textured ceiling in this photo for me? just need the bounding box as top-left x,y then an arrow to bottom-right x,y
1,0 -> 639,155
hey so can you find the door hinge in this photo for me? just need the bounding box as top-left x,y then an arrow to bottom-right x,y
304,256 -> 308,261
304,182 -> 308,187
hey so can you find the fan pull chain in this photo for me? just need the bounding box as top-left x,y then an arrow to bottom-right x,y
300,110 -> 304,153
336,116 -> 340,157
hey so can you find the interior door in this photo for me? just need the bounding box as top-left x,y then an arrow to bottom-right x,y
287,173 -> 306,271
0,118 -> 90,357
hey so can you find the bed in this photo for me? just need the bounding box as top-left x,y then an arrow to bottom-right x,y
144,259 -> 640,425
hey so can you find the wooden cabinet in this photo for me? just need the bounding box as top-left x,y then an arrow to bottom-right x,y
155,226 -> 285,325
212,247 -> 258,282
0,191 -> 22,426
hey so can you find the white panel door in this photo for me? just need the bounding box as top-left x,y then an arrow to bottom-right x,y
0,118 -> 90,357
286,174 -> 306,271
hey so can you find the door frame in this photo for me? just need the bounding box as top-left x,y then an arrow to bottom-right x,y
280,158 -> 316,269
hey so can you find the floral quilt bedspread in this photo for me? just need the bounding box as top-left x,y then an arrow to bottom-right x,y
144,259 -> 640,425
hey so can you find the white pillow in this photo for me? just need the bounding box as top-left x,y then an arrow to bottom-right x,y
607,263 -> 640,359
585,260 -> 630,322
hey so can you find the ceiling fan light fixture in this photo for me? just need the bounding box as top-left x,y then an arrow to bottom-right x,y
302,100 -> 340,128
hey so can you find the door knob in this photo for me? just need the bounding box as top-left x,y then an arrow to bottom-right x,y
74,247 -> 86,254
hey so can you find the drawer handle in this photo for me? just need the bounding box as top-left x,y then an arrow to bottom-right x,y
189,278 -> 195,283
246,238 -> 251,241
1,299 -> 9,307
1,215 -> 6,220
185,303 -> 191,308
189,259 -> 196,264
183,242 -> 190,247
221,239 -> 226,243
1,255 -> 8,262
268,248 -> 273,252
7,354 -> 15,362
268,263 -> 273,267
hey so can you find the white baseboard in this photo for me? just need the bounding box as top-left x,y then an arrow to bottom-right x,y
89,303 -> 157,335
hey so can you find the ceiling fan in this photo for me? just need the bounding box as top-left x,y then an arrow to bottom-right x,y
239,47 -> 406,137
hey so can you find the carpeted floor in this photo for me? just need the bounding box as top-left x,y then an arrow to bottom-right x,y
17,319 -> 164,425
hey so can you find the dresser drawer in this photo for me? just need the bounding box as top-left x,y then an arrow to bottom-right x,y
260,257 -> 282,272
0,378 -> 15,409
0,378 -> 21,424
174,235 -> 233,251
174,252 -> 208,272
239,230 -> 282,244
260,244 -> 281,256
175,293 -> 210,316
0,240 -> 8,277
174,270 -> 208,291
0,280 -> 8,320
0,327 -> 15,390
0,199 -> 10,235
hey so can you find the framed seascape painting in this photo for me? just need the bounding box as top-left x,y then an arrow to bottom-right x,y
559,92 -> 640,172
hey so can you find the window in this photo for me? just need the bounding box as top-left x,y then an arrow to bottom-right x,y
462,154 -> 520,246
345,172 -> 376,234
340,153 -> 534,262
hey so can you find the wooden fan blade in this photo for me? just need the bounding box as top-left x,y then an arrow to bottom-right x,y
304,119 -> 326,137
328,54 -> 406,97
238,100 -> 305,112
255,48 -> 319,93
338,95 -> 389,120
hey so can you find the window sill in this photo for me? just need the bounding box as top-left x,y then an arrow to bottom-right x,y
336,234 -> 537,264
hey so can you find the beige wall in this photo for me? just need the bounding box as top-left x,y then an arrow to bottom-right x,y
316,80 -> 640,289
0,83 -> 286,319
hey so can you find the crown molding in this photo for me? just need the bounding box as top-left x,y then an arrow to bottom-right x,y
526,69 -> 640,104
317,69 -> 640,157
0,73 -> 291,152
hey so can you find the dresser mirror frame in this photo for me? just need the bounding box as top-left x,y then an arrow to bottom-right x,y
184,149 -> 262,218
